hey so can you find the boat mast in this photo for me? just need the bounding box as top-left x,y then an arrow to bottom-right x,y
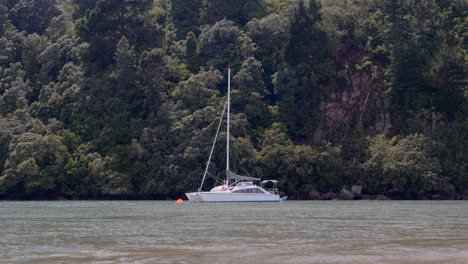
199,101 -> 227,192
226,68 -> 230,185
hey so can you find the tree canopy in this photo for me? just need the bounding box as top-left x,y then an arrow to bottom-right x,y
0,0 -> 466,199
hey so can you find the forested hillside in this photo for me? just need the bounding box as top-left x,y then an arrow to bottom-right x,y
0,0 -> 466,199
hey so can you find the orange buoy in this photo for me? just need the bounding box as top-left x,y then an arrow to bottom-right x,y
176,199 -> 184,203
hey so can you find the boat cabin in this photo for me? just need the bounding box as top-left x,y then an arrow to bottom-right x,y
260,180 -> 279,195
230,182 -> 267,193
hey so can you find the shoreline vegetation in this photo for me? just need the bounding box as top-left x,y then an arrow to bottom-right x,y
1,1 -> 467,201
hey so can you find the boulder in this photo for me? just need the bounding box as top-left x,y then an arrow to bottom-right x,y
322,192 -> 339,200
339,189 -> 355,200
461,189 -> 468,200
369,194 -> 390,200
307,190 -> 321,200
360,194 -> 369,200
351,185 -> 362,196
432,193 -> 455,200
419,195 -> 430,200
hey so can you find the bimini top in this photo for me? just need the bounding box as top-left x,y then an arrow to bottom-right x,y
261,180 -> 278,184
226,170 -> 260,182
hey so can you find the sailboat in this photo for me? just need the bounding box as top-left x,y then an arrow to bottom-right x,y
185,69 -> 285,202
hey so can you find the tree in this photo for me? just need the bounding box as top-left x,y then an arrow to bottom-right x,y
246,13 -> 290,76
185,31 -> 198,72
0,37 -> 17,66
277,0 -> 336,142
30,62 -> 84,125
232,57 -> 270,129
255,124 -> 344,196
0,75 -> 31,115
137,47 -> 168,119
76,0 -> 162,69
171,0 -> 202,39
71,0 -> 96,18
383,0 -> 446,130
360,134 -> 451,197
0,132 -> 69,197
272,65 -> 301,136
112,37 -> 138,105
285,0 -> 331,67
198,19 -> 241,71
0,0 -> 8,35
9,0 -> 61,34
204,0 -> 265,25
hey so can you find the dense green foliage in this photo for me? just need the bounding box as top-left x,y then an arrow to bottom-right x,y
0,0 -> 466,199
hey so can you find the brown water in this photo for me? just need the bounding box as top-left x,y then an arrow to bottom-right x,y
1,201 -> 467,264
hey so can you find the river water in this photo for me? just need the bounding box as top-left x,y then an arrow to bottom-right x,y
1,201 -> 467,264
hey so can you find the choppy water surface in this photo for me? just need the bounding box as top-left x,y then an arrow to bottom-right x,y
1,201 -> 467,264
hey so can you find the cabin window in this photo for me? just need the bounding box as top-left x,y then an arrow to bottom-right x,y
232,188 -> 264,193
248,187 -> 264,193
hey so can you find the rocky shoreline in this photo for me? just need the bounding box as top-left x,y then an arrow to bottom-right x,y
1,186 -> 468,201
297,185 -> 468,201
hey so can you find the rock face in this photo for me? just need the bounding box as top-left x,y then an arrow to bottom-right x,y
314,44 -> 392,142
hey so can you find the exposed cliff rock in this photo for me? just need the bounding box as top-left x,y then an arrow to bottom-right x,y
315,44 -> 392,141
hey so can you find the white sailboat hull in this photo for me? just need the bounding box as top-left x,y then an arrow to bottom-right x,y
185,192 -> 280,202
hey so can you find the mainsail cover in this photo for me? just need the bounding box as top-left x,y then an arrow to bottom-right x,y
226,170 -> 260,181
